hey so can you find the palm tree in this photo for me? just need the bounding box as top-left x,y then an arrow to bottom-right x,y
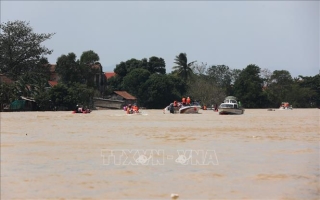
172,53 -> 196,81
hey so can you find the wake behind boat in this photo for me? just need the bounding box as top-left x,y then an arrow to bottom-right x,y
218,96 -> 244,115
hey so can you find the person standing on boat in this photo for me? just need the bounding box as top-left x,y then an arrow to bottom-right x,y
182,97 -> 186,106
186,97 -> 191,105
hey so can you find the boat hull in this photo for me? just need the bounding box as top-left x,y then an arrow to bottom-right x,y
164,105 -> 200,114
179,106 -> 200,114
278,107 -> 293,110
219,108 -> 244,115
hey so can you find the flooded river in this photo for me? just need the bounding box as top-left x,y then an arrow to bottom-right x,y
1,109 -> 319,199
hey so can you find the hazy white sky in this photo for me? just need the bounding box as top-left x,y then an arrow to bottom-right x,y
1,1 -> 319,77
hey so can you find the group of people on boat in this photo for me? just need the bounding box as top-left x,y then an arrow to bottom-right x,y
166,97 -> 198,114
171,97 -> 192,108
124,104 -> 140,114
279,102 -> 292,110
74,105 -> 91,114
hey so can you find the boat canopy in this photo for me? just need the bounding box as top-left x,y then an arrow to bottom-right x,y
225,96 -> 237,100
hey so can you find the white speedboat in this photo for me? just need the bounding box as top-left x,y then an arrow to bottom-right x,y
218,96 -> 244,115
179,105 -> 201,114
164,102 -> 201,114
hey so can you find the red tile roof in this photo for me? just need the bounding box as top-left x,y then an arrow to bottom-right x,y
105,72 -> 116,79
48,81 -> 58,87
0,74 -> 14,84
114,91 -> 136,100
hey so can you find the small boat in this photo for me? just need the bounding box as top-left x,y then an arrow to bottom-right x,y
164,102 -> 201,114
279,102 -> 293,110
72,109 -> 91,114
218,96 -> 244,115
179,105 -> 201,114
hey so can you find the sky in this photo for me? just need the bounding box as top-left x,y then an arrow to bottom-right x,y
1,1 -> 319,77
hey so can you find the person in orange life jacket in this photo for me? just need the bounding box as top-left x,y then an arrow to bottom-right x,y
186,97 -> 191,105
133,104 -> 139,113
173,101 -> 178,107
182,97 -> 186,106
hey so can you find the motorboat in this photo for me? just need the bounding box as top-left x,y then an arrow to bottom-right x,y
218,96 -> 244,115
164,102 -> 201,114
279,102 -> 293,110
179,105 -> 201,114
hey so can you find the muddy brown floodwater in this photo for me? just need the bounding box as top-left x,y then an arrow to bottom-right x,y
1,109 -> 319,199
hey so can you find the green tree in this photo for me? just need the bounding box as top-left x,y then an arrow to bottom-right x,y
206,65 -> 234,95
297,74 -> 320,107
79,50 -> 105,96
268,70 -> 293,104
80,50 -> 100,65
0,20 -> 55,79
233,64 -> 265,108
123,68 -> 151,100
55,53 -> 83,84
147,56 -> 166,74
114,62 -> 127,78
106,75 -> 124,93
172,53 -> 196,81
49,83 -> 94,110
125,58 -> 143,74
0,83 -> 17,110
140,74 -> 183,108
188,74 -> 225,107
206,65 -> 232,88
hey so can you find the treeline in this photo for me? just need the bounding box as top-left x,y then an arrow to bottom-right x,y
0,20 -> 319,110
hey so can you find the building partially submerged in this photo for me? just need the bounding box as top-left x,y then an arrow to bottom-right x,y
7,96 -> 38,111
93,91 -> 137,109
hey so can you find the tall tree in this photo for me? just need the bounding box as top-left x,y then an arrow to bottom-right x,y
297,74 -> 320,107
0,20 -> 55,79
79,50 -> 105,96
80,50 -> 100,65
233,64 -> 265,108
114,62 -> 127,78
268,70 -> 293,103
147,56 -> 166,74
172,53 -> 196,81
55,53 -> 82,84
123,68 -> 151,99
140,74 -> 186,108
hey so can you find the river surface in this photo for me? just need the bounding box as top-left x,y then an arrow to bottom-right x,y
1,109 -> 319,199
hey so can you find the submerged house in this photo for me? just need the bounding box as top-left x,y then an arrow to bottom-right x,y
110,91 -> 137,106
93,91 -> 137,109
9,96 -> 38,111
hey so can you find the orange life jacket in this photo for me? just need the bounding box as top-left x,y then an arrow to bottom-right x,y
186,97 -> 191,104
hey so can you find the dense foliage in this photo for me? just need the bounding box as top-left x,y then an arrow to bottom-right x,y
0,20 -> 319,110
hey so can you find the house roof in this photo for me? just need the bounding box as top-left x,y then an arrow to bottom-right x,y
114,91 -> 136,100
0,74 -> 14,84
105,72 -> 116,79
48,81 -> 58,87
